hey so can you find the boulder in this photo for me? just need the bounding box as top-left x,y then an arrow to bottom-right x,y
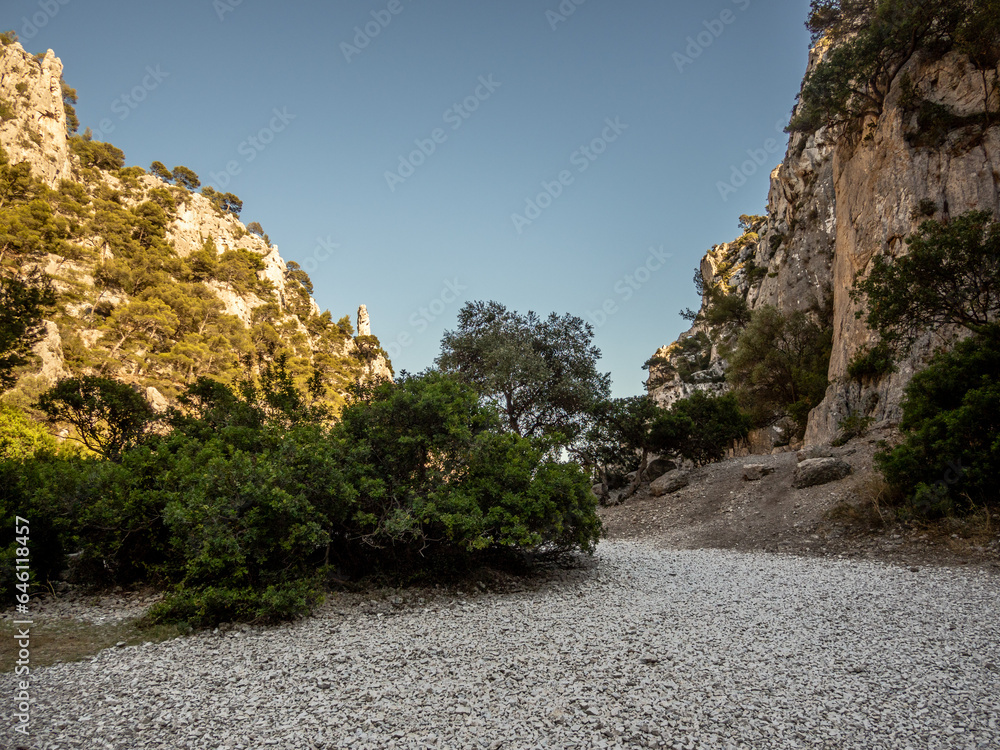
793,457 -> 852,489
650,470 -> 690,497
797,446 -> 835,463
591,484 -> 607,499
743,464 -> 776,482
643,457 -> 677,482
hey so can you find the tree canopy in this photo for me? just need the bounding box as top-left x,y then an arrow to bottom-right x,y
852,210 -> 1000,354
791,0 -> 1000,134
437,301 -> 611,440
726,305 -> 833,433
36,376 -> 156,460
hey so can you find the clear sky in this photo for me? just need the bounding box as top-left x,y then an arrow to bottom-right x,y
8,0 -> 812,397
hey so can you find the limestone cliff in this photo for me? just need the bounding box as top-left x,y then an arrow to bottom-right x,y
648,44 -> 1000,448
0,40 -> 391,410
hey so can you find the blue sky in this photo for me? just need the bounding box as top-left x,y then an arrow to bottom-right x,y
9,0 -> 812,397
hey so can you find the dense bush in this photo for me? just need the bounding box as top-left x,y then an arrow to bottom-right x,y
852,211 -> 1000,517
875,327 -> 1000,516
69,136 -> 125,171
651,391 -> 752,467
2,370 -> 602,626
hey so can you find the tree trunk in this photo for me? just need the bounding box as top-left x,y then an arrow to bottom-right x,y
623,449 -> 648,500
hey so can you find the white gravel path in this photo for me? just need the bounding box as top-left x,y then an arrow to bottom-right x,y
4,541 -> 1000,749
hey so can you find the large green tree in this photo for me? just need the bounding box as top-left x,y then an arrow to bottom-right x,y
852,210 -> 1000,353
726,305 -> 833,433
437,301 -> 611,439
36,376 -> 155,460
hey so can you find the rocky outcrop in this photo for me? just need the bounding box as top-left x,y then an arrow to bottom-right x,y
1,41 -> 391,400
0,44 -> 74,186
805,50 -> 1000,445
357,305 -> 371,336
649,43 -> 1000,449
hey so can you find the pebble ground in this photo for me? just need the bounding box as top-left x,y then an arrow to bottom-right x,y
3,541 -> 999,749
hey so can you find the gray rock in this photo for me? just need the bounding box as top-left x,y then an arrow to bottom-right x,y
649,470 -> 690,497
743,464 -> 776,481
591,484 -> 607,499
797,446 -> 835,463
643,457 -> 677,482
793,457 -> 852,488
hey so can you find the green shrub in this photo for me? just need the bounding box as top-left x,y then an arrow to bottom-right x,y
651,391 -> 751,467
727,305 -> 833,434
847,342 -> 896,381
876,327 -> 1000,516
69,136 -> 125,171
832,413 -> 874,447
6,370 -> 601,625
0,404 -> 59,460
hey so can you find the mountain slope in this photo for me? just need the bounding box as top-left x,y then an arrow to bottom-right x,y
0,39 -> 391,413
648,41 -> 1000,448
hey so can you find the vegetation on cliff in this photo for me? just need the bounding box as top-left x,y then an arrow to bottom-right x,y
852,211 -> 1000,516
791,0 -> 1000,135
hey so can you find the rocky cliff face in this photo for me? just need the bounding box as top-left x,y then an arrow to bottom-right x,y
1,41 -> 391,409
0,45 -> 73,185
649,45 -> 1000,448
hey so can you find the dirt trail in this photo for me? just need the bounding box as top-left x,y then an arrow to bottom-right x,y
598,435 -> 1000,570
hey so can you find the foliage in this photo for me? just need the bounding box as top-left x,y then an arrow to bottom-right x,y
437,301 -> 611,440
0,30 -> 17,45
337,371 -> 601,558
847,341 -> 896,381
0,404 -> 59,460
4,370 -> 602,626
61,80 -> 79,135
171,166 -> 201,191
580,395 -> 661,493
727,305 -> 833,433
69,135 -> 125,171
201,186 -> 242,217
0,270 -> 56,391
651,391 -> 752,467
149,161 -> 173,182
833,413 -> 875,446
791,0 -> 993,134
875,326 -> 1000,516
36,376 -> 156,460
285,260 -> 313,295
852,211 -> 1000,354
